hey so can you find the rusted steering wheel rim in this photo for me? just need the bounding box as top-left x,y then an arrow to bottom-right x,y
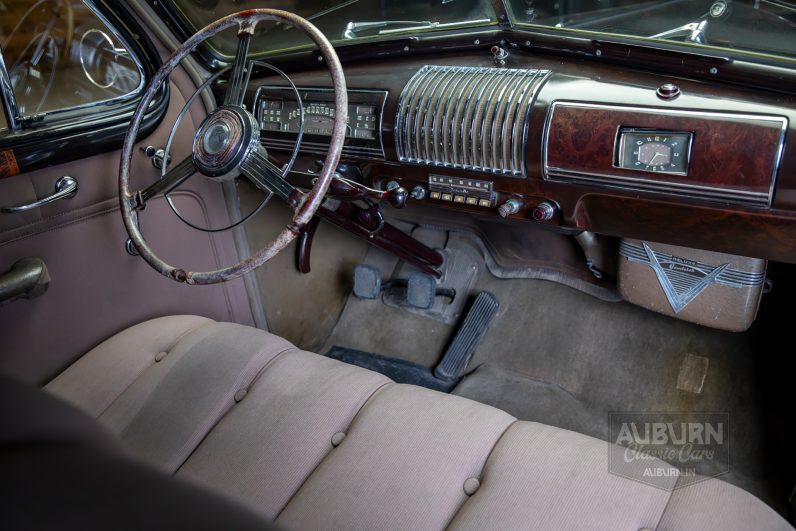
119,9 -> 347,285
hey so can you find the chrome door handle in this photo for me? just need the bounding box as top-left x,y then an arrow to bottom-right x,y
1,176 -> 78,213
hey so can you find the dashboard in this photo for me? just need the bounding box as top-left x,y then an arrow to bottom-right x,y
245,50 -> 796,265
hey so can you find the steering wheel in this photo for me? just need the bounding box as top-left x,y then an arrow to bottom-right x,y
119,10 -> 347,284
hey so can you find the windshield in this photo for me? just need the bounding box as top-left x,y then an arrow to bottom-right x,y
164,0 -> 796,63
505,0 -> 796,61
164,0 -> 497,59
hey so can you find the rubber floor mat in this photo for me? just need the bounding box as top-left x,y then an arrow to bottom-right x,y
326,346 -> 454,392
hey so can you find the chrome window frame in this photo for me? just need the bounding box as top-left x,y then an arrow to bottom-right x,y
0,0 -> 147,131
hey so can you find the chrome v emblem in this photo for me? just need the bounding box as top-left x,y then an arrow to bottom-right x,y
643,243 -> 730,313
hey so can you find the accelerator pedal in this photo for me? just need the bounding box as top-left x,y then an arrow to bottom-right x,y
434,292 -> 500,382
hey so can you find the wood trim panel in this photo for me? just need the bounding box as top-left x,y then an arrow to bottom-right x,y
544,102 -> 787,205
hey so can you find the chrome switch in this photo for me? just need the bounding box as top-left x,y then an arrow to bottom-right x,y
497,199 -> 522,218
532,202 -> 556,222
410,186 -> 427,200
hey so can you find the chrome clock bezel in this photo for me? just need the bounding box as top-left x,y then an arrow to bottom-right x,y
615,128 -> 694,175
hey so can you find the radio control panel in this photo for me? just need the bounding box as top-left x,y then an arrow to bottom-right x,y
427,175 -> 496,208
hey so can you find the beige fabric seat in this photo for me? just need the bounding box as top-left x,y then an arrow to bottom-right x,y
46,316 -> 792,531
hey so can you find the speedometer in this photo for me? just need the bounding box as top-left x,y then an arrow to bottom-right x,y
260,99 -> 377,139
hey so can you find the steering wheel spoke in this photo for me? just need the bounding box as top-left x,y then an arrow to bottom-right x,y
223,30 -> 252,107
133,155 -> 197,209
120,9 -> 347,284
240,145 -> 302,207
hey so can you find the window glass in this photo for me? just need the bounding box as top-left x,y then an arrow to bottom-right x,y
505,0 -> 796,62
0,0 -> 143,121
165,0 -> 497,60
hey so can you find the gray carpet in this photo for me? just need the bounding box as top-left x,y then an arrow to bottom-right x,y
239,181 -> 369,352
323,227 -> 790,513
453,363 -> 607,439
237,192 -> 791,514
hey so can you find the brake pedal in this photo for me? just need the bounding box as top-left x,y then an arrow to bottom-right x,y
407,272 -> 436,310
353,265 -> 382,299
434,292 -> 500,382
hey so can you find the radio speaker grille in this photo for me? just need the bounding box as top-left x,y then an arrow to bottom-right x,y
395,65 -> 549,176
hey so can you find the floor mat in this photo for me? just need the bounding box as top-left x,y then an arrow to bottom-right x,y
453,364 -> 607,439
326,346 -> 454,392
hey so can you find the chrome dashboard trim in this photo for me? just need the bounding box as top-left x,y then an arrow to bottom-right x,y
396,65 -> 551,177
542,101 -> 788,207
619,241 -> 766,288
254,85 -> 388,161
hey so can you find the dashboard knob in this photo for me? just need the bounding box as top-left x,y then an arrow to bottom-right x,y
532,202 -> 556,222
410,186 -> 427,200
497,198 -> 522,218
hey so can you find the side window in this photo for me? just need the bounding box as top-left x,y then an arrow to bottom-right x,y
0,0 -> 143,126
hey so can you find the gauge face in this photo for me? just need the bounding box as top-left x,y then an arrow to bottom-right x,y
260,99 -> 377,140
616,130 -> 692,174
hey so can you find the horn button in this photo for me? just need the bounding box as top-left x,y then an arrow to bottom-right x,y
192,106 -> 260,181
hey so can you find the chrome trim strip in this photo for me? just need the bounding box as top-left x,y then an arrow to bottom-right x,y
412,68 -> 445,162
514,71 -> 550,174
469,69 -> 501,168
461,69 -> 492,167
480,71 -> 511,170
453,70 -> 487,166
424,68 -> 456,162
402,66 -> 432,160
492,69 -> 522,172
502,72 -> 530,173
439,67 -> 469,165
643,242 -> 730,314
619,241 -> 765,287
620,240 -> 764,312
395,65 -> 427,160
542,101 -> 789,207
396,65 -> 550,176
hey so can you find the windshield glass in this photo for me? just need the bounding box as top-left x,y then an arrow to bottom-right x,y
505,0 -> 796,61
163,0 -> 497,59
165,0 -> 796,63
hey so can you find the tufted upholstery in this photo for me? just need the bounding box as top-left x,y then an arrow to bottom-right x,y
46,316 -> 793,531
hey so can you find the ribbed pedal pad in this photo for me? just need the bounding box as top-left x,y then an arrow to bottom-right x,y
434,292 -> 499,382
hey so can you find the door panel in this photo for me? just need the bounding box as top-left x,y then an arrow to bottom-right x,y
0,65 -> 254,385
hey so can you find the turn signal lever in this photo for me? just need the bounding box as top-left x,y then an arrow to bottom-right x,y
325,174 -> 408,208
313,160 -> 407,208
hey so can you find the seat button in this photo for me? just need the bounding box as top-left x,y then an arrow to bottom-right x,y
463,477 -> 481,496
331,432 -> 346,447
234,389 -> 247,402
154,351 -> 167,362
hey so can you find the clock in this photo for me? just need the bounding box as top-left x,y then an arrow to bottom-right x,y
615,129 -> 693,175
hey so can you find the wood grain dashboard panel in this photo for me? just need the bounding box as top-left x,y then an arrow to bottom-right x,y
544,102 -> 787,206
